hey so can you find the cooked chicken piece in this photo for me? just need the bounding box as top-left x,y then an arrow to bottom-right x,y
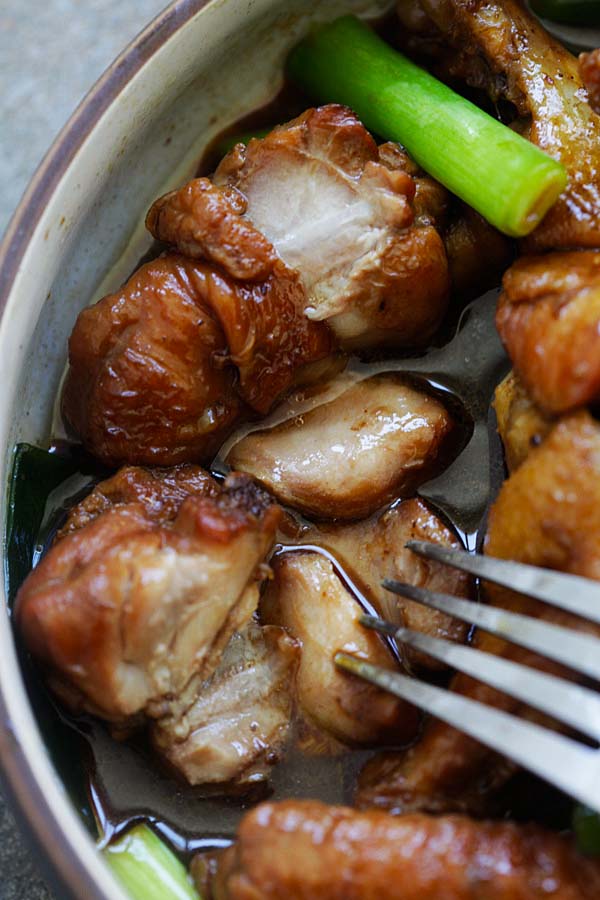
377,143 -> 512,299
16,470 -> 280,726
200,799 -> 600,900
211,105 -> 450,349
493,371 -> 554,471
57,463 -> 219,538
580,49 -> 600,115
152,623 -> 299,786
443,205 -> 513,300
397,0 -> 600,252
357,411 -> 600,815
62,252 -> 332,466
227,374 -> 452,521
261,552 -> 420,748
309,498 -> 470,671
146,177 -> 278,281
496,251 -> 600,415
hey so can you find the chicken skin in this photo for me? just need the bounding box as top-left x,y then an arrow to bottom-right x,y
308,498 -> 470,671
211,105 -> 450,349
62,250 -> 332,466
16,466 -> 280,729
496,251 -> 600,415
357,411 -> 600,815
228,374 -> 452,521
261,552 -> 420,749
396,0 -> 600,252
200,800 -> 600,900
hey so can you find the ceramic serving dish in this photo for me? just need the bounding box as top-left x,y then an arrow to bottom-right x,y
0,0 -> 395,896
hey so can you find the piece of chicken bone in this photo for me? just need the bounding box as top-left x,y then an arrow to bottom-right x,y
149,104 -> 451,351
16,465 -> 280,732
261,551 -> 420,751
356,411 -> 600,815
62,252 -> 333,467
396,0 -> 600,252
227,372 -> 453,521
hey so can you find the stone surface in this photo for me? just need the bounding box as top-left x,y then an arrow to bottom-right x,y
0,2 -> 168,896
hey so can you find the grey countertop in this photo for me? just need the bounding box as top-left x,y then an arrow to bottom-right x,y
0,2 -> 168,896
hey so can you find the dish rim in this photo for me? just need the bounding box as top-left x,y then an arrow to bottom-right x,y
0,1 -> 212,897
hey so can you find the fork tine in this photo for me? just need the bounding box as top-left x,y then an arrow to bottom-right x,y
362,615 -> 600,741
406,540 -> 600,624
382,579 -> 600,681
335,653 -> 600,813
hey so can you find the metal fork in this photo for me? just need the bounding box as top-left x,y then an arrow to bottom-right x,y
335,540 -> 600,813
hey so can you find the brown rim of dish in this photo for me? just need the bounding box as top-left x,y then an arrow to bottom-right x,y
0,2 -> 212,898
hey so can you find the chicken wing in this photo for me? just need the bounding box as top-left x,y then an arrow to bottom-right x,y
261,552 -> 420,748
16,468 -> 280,728
227,374 -> 453,521
496,251 -> 600,415
200,799 -> 600,900
397,0 -> 600,252
62,252 -> 332,465
357,411 -> 600,814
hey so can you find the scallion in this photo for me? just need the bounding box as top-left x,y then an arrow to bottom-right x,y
103,824 -> 201,900
287,15 -> 567,237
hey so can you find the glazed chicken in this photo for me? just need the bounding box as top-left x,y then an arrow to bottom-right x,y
152,623 -> 299,786
496,251 -> 600,415
208,104 -> 450,349
199,800 -> 600,900
357,411 -> 600,815
307,498 -> 470,671
396,0 -> 600,252
227,374 -> 452,520
16,466 -> 280,730
261,552 -> 420,749
493,370 -> 553,471
62,252 -> 333,467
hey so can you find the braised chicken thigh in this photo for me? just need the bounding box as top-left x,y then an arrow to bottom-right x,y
17,467 -> 280,730
493,371 -> 553,471
228,374 -> 452,520
211,105 -> 450,349
308,498 -> 470,670
62,251 -> 333,466
261,552 -> 419,749
152,623 -> 299,786
496,251 -> 600,414
201,800 -> 600,900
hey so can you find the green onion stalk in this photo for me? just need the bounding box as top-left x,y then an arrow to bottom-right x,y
287,15 -> 567,238
102,824 -> 202,900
